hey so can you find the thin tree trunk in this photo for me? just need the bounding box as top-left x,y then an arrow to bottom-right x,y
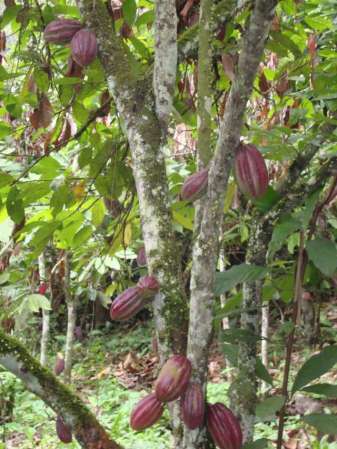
261,302 -> 269,393
39,252 -> 50,367
229,220 -> 269,442
63,253 -> 77,383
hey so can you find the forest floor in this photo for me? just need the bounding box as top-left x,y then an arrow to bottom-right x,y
1,305 -> 337,449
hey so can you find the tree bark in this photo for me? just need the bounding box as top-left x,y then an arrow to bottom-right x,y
39,252 -> 50,367
0,329 -> 122,449
63,252 -> 77,383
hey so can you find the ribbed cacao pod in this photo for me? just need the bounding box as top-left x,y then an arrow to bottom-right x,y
130,393 -> 164,431
155,355 -> 192,402
234,143 -> 268,199
206,403 -> 242,449
44,19 -> 83,44
71,29 -> 97,67
54,353 -> 65,376
181,382 -> 205,429
137,275 -> 160,299
180,168 -> 208,202
56,415 -> 72,443
136,246 -> 147,267
110,286 -> 145,321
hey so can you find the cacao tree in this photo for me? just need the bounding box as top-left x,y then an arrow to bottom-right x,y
0,0 -> 337,448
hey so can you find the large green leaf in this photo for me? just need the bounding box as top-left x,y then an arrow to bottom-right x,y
303,414 -> 337,435
122,0 -> 137,25
215,264 -> 268,295
256,396 -> 285,421
242,439 -> 268,449
18,294 -> 51,314
306,238 -> 337,277
302,383 -> 337,398
6,187 -> 24,224
292,346 -> 337,393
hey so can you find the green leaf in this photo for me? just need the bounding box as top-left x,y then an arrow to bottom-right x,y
256,396 -> 285,421
242,439 -> 269,449
270,31 -> 302,58
0,272 -> 10,285
256,358 -> 273,386
122,0 -> 137,25
73,225 -> 93,248
172,208 -> 194,231
268,217 -> 301,258
6,187 -> 24,224
0,171 -> 13,188
302,383 -> 337,398
215,264 -> 268,295
91,199 -> 106,227
0,121 -> 12,138
22,294 -> 51,313
306,238 -> 337,277
292,346 -> 337,393
303,414 -> 337,435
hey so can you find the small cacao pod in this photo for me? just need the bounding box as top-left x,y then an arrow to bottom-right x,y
56,415 -> 72,443
234,143 -> 268,199
136,246 -> 147,267
54,353 -> 65,376
110,286 -> 145,321
44,19 -> 83,44
206,403 -> 242,449
71,29 -> 97,67
155,355 -> 192,402
38,282 -> 48,295
65,56 -> 83,78
74,326 -> 84,341
181,382 -> 205,429
130,393 -> 164,431
180,168 -> 208,202
137,275 -> 160,299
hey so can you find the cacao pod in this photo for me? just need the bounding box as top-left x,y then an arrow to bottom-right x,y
38,282 -> 48,295
136,246 -> 147,267
74,326 -> 84,341
234,143 -> 268,199
44,19 -> 83,44
110,286 -> 145,321
65,56 -> 83,78
181,382 -> 205,429
180,168 -> 208,202
206,403 -> 242,449
56,415 -> 72,443
130,393 -> 164,431
54,353 -> 65,376
137,275 -> 160,299
71,29 -> 97,67
155,355 -> 192,402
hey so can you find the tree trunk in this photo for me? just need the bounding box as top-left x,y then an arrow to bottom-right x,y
63,252 -> 77,383
39,252 -> 50,367
261,301 -> 269,394
0,329 -> 122,449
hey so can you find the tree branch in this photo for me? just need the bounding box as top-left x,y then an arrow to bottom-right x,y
0,329 -> 122,449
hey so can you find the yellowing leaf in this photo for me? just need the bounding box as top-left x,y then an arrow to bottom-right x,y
123,222 -> 132,246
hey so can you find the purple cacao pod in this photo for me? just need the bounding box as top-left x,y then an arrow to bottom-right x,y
137,275 -> 160,299
180,168 -> 208,202
234,143 -> 268,199
56,415 -> 72,443
110,286 -> 145,321
44,19 -> 83,44
206,403 -> 243,449
136,246 -> 147,267
181,382 -> 205,429
54,353 -> 65,376
71,29 -> 97,67
130,393 -> 164,431
155,355 -> 192,402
